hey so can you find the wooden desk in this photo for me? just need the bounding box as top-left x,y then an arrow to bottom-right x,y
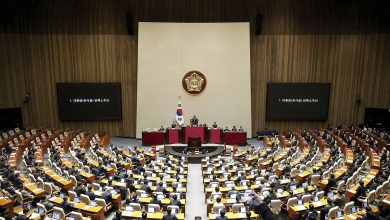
208,211 -> 259,219
43,167 -> 73,191
23,180 -> 46,198
345,169 -> 378,202
380,194 -> 390,209
49,197 -> 104,220
13,207 -> 41,220
288,198 -> 329,219
122,210 -> 185,219
0,196 -> 14,217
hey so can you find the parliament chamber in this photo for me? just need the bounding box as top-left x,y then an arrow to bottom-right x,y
1,0 -> 390,220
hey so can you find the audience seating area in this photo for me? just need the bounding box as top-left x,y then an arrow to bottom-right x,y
0,125 -> 389,220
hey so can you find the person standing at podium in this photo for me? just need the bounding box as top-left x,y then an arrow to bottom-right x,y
190,115 -> 199,127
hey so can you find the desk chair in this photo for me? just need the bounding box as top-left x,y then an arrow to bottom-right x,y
167,205 -> 180,214
129,203 -> 142,211
68,211 -> 83,220
310,175 -> 321,186
37,202 -> 50,214
315,191 -> 325,199
231,203 -> 245,213
337,180 -> 345,192
68,191 -> 77,201
147,204 -> 161,213
96,198 -> 112,212
344,201 -> 354,214
212,204 -> 226,214
302,194 -> 312,203
53,207 -> 66,219
80,194 -> 90,204
270,200 -> 282,213
328,206 -> 339,219
287,197 -> 298,210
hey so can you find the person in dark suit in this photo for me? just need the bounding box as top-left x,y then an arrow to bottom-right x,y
325,174 -> 337,193
215,209 -> 228,220
74,185 -> 86,197
169,194 -> 182,206
140,180 -> 152,194
212,122 -> 218,128
112,210 -> 123,220
320,198 -> 333,220
232,126 -> 237,132
150,193 -> 162,207
353,181 -> 367,206
61,196 -> 73,214
86,185 -> 95,201
102,189 -> 113,203
156,182 -> 167,194
190,116 -> 199,126
162,207 -> 178,220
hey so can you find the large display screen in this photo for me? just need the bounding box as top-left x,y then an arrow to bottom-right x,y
57,83 -> 122,121
266,83 -> 330,120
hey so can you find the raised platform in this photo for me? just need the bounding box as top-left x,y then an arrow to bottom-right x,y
164,144 -> 225,163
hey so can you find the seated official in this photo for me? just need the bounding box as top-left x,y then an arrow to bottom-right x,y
163,207 -> 178,220
61,196 -> 74,214
159,126 -> 165,132
156,182 -> 167,194
212,122 -> 218,128
171,121 -> 177,128
223,126 -> 230,132
216,209 -> 228,220
232,126 -> 237,132
112,210 -> 123,220
169,194 -> 182,206
150,193 -> 162,207
238,126 -> 244,132
86,185 -> 95,200
190,116 -> 199,126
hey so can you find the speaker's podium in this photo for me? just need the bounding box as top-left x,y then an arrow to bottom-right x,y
183,126 -> 206,144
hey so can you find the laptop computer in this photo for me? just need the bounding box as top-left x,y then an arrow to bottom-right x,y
240,207 -> 246,213
90,201 -> 97,206
336,211 -> 344,217
121,179 -> 125,183
351,207 -> 357,214
37,208 -> 45,215
313,196 -> 319,202
277,189 -> 284,194
290,185 -> 297,190
297,200 -> 303,205
59,193 -> 65,198
125,206 -> 133,211
327,192 -> 334,199
148,207 -> 155,213
68,217 -> 75,220
230,194 -> 237,199
171,208 -> 177,214
74,198 -> 80,203
261,169 -> 266,174
157,194 -> 164,200
52,212 -> 60,220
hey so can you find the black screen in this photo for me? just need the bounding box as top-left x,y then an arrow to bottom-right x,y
364,108 -> 390,130
57,83 -> 122,121
266,83 -> 330,120
0,108 -> 23,130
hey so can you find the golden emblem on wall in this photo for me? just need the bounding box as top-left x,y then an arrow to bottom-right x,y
182,71 -> 207,95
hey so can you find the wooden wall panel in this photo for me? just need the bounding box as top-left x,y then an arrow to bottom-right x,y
0,34 -> 138,136
0,0 -> 389,137
251,34 -> 390,133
